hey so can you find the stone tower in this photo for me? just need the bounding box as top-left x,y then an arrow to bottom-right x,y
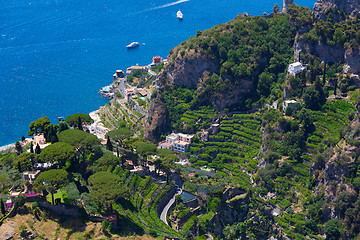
283,0 -> 294,13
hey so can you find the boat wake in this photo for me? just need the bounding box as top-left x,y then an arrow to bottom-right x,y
138,0 -> 190,14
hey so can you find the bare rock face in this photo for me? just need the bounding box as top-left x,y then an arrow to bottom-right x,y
209,190 -> 249,237
314,41 -> 345,64
314,151 -> 357,204
297,36 -> 360,75
210,81 -> 253,110
313,0 -> 360,20
144,97 -> 170,142
345,48 -> 360,74
168,52 -> 218,89
282,0 -> 294,13
168,50 -> 254,110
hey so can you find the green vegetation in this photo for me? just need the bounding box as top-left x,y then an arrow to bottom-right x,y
33,169 -> 68,205
65,113 -> 94,127
113,172 -> 179,238
3,3 -> 360,240
88,171 -> 129,211
190,113 -> 261,189
37,142 -> 76,168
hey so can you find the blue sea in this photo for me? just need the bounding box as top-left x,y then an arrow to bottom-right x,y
0,0 -> 315,146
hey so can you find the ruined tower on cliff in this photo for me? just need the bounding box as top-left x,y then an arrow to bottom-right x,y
283,0 -> 294,13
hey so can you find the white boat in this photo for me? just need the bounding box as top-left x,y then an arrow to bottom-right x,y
126,42 -> 140,48
177,10 -> 183,20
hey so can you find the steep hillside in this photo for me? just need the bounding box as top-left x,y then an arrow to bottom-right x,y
146,13 -> 297,140
143,1 -> 360,239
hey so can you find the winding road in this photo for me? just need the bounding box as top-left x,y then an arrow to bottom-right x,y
160,171 -> 183,225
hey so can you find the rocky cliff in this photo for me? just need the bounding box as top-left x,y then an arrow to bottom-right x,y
313,0 -> 360,20
209,189 -> 250,237
167,48 -> 218,89
144,47 -> 254,141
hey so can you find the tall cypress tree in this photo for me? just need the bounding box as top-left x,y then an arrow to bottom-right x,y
15,140 -> 23,154
334,77 -> 338,95
106,136 -> 113,151
78,116 -> 83,131
30,142 -> 34,154
323,62 -> 327,85
35,144 -> 41,154
0,199 -> 5,215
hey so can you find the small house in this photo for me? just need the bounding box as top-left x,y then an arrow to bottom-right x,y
33,133 -> 46,145
177,133 -> 193,143
152,56 -> 163,65
173,140 -> 190,153
288,62 -> 305,76
159,141 -> 173,151
158,133 -> 194,153
283,100 -> 298,111
126,64 -> 149,76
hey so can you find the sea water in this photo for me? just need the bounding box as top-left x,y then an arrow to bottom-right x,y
0,0 -> 315,146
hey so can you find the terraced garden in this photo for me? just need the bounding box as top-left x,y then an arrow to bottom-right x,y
180,106 -> 216,132
112,169 -> 179,238
306,99 -> 356,153
190,113 -> 262,189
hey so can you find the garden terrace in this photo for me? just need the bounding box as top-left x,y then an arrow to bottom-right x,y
306,99 -> 356,153
114,171 -> 179,238
189,112 -> 262,189
180,106 -> 216,133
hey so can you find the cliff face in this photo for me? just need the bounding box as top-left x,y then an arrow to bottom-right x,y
282,0 -> 294,13
167,49 -> 218,89
209,189 -> 250,237
144,49 -> 255,141
313,0 -> 360,20
144,73 -> 171,142
167,48 -> 255,110
295,35 -> 360,75
345,48 -> 360,74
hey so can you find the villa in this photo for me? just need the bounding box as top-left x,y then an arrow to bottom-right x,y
288,62 -> 305,76
126,64 -> 149,76
283,100 -> 298,111
158,133 -> 193,153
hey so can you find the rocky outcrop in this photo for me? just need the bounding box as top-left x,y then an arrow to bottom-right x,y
209,190 -> 249,237
313,148 -> 357,201
314,41 -> 345,64
282,0 -> 294,13
144,92 -> 170,142
345,48 -> 360,74
295,35 -> 344,64
296,35 -> 360,75
313,0 -> 360,21
168,50 -> 254,110
167,50 -> 218,89
144,49 -> 255,141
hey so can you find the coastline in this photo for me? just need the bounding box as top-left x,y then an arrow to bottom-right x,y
0,143 -> 15,152
0,138 -> 33,153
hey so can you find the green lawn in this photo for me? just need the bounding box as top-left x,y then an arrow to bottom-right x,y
46,189 -> 67,204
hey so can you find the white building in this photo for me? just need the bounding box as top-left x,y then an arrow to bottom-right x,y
177,133 -> 193,143
283,100 -> 298,111
288,62 -> 305,76
158,133 -> 193,153
173,140 -> 190,153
